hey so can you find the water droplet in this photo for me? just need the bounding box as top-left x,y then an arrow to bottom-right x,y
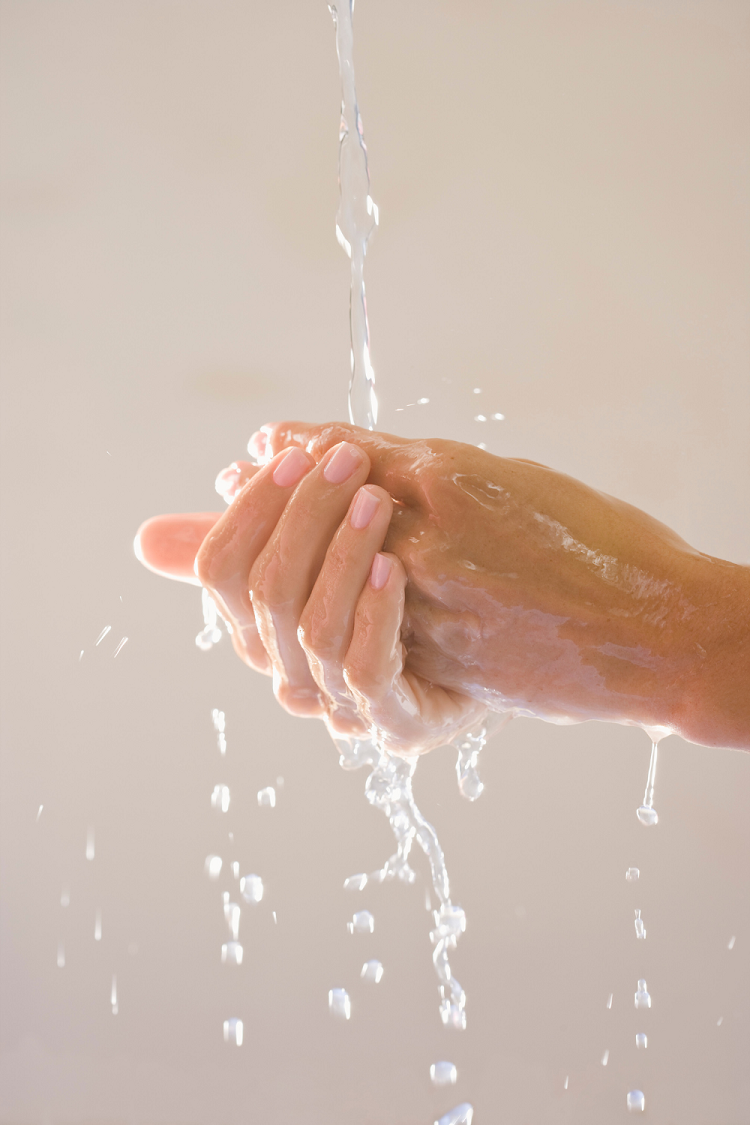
636,1033 -> 647,1049
474,414 -> 487,422
223,1018 -> 243,1045
347,910 -> 374,934
276,775 -> 285,788
728,935 -> 736,950
436,903 -> 466,938
634,909 -> 646,940
491,412 -> 505,421
110,975 -> 117,1015
473,387 -> 482,394
57,942 -> 65,968
458,770 -> 484,801
257,786 -> 276,808
113,637 -> 128,658
601,1049 -> 609,1066
272,911 -> 277,924
205,855 -> 222,879
196,589 -> 222,650
221,941 -> 243,966
717,1015 -> 723,1026
212,709 -> 226,733
95,626 -> 111,646
435,1104 -> 473,1125
430,1061 -> 457,1086
211,784 -> 230,813
606,993 -> 613,1009
636,805 -> 658,826
240,874 -> 264,904
625,867 -> 640,882
36,805 -> 43,822
86,826 -> 95,861
634,980 -> 651,1009
94,908 -> 102,942
328,988 -> 351,1020
361,959 -> 384,983
564,1076 -> 569,1090
627,1090 -> 645,1113
223,901 -> 240,940
343,873 -> 367,891
425,888 -> 432,912
231,861 -> 239,879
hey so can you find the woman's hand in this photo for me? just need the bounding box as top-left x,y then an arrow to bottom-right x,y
137,420 -> 750,752
136,438 -> 487,755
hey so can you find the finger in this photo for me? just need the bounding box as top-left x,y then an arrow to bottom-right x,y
215,461 -> 259,504
134,513 -> 221,584
253,420 -> 421,505
195,446 -> 315,671
250,441 -> 371,717
298,484 -> 393,735
344,553 -> 486,754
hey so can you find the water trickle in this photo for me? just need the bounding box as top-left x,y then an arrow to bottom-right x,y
343,873 -> 367,892
95,626 -> 111,646
212,708 -> 227,755
328,988 -> 351,1020
221,941 -> 243,966
635,1033 -> 647,1049
435,1104 -> 473,1125
224,901 -> 241,940
205,854 -> 222,879
636,741 -> 659,826
113,637 -> 128,658
347,909 -> 374,934
94,908 -> 102,942
223,1018 -> 243,1045
627,1090 -> 645,1113
86,826 -> 95,861
257,786 -> 276,808
196,588 -> 222,651
361,959 -> 384,983
211,784 -> 230,813
634,909 -> 646,940
454,726 -> 487,801
430,1061 -> 458,1086
240,874 -> 264,904
625,867 -> 640,882
634,980 -> 651,1009
111,974 -> 118,1015
329,0 -> 379,430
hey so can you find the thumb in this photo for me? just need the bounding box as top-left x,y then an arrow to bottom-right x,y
134,513 -> 222,584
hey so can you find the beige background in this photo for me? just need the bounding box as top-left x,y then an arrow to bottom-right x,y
1,1 -> 749,1122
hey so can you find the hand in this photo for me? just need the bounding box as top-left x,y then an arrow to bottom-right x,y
136,437 -> 487,755
137,420 -> 750,752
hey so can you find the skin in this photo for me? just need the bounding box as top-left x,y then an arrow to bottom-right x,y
135,421 -> 750,754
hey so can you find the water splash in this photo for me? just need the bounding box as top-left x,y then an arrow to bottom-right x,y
240,874 -> 264,904
196,588 -> 222,651
634,909 -> 646,940
211,708 -> 227,755
329,0 -> 378,431
430,1061 -> 458,1087
328,988 -> 351,1020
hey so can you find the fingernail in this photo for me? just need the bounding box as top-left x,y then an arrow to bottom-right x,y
247,430 -> 268,461
215,463 -> 242,501
323,442 -> 362,484
350,487 -> 381,530
370,553 -> 391,591
272,446 -> 310,488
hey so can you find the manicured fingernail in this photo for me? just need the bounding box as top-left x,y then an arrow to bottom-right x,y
370,553 -> 391,590
215,463 -> 242,500
350,486 -> 381,530
247,430 -> 268,460
323,442 -> 362,484
272,446 -> 311,488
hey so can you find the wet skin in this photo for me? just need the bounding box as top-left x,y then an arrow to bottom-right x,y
135,421 -> 750,754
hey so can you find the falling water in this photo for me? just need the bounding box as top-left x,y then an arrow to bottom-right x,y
636,740 -> 660,826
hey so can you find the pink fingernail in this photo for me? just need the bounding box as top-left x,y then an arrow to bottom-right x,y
323,442 -> 362,484
350,487 -> 381,529
272,447 -> 310,488
370,553 -> 391,590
